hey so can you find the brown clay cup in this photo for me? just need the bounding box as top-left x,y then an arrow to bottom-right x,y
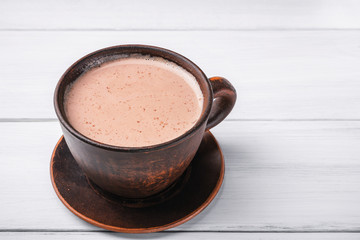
54,45 -> 236,199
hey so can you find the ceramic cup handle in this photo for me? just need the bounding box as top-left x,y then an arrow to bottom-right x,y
206,77 -> 237,130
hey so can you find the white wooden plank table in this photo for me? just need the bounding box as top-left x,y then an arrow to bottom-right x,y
1,1 -> 360,239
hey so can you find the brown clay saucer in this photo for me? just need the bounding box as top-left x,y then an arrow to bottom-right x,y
50,131 -> 224,233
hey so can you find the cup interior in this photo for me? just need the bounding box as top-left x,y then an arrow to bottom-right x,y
54,45 -> 213,150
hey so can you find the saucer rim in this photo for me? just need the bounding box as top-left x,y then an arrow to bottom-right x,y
50,131 -> 224,233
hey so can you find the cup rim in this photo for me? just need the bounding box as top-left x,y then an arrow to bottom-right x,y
54,44 -> 213,152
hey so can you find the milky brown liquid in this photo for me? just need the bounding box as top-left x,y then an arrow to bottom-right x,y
64,56 -> 203,147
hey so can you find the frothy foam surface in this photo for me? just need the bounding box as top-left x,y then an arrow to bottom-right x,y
64,55 -> 203,147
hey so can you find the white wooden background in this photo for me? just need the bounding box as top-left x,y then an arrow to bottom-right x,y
1,0 -> 360,239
